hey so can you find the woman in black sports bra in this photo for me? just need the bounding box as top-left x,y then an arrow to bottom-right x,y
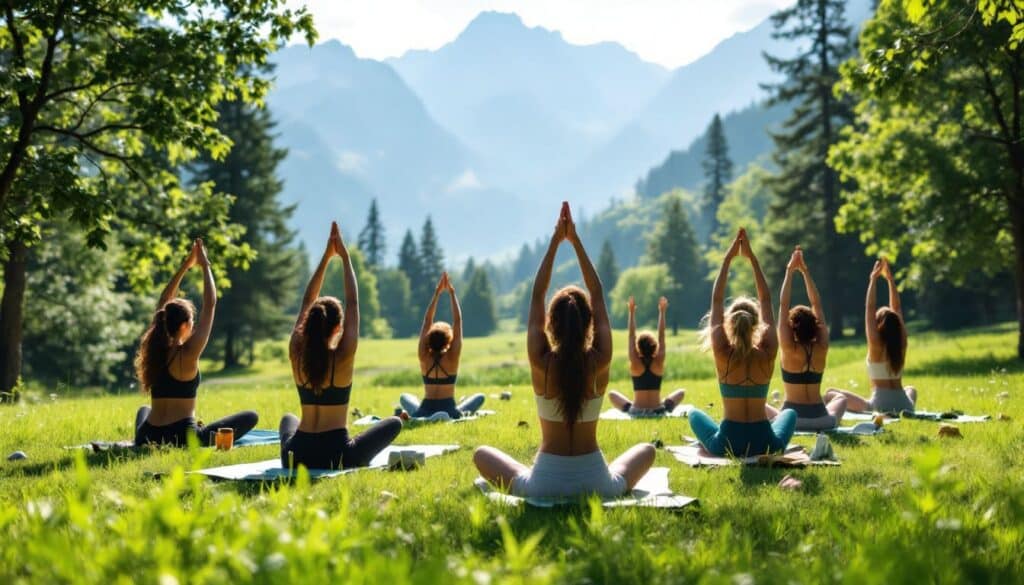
608,296 -> 685,416
279,222 -> 401,470
399,272 -> 485,419
133,239 -> 258,446
765,247 -> 847,431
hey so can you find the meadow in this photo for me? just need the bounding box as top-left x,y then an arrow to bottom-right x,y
0,324 -> 1021,584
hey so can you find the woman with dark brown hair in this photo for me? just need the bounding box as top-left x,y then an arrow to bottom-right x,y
825,258 -> 916,414
607,296 -> 685,416
279,222 -> 402,470
473,203 -> 654,498
399,272 -> 485,419
133,239 -> 258,446
765,247 -> 846,430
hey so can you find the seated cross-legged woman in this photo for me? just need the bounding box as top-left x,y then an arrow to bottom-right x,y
607,296 -> 685,416
825,258 -> 916,415
473,203 -> 655,498
133,239 -> 258,446
688,228 -> 796,457
279,222 -> 402,470
399,272 -> 485,419
765,247 -> 847,431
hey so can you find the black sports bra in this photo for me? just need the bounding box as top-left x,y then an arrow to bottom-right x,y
151,351 -> 200,399
781,344 -> 824,384
422,356 -> 457,386
297,355 -> 351,406
631,359 -> 662,390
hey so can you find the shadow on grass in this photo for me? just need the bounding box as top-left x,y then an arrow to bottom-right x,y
905,354 -> 1024,377
738,466 -> 825,494
8,448 -> 156,477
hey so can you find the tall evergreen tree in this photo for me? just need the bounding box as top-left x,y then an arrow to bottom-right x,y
462,257 -> 478,284
700,113 -> 733,244
761,0 -> 865,339
419,216 -> 445,285
398,229 -> 423,299
189,100 -> 301,368
597,239 -> 620,292
461,268 -> 498,337
647,195 -> 705,333
357,199 -> 386,268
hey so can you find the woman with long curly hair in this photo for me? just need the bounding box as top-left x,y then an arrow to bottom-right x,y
474,203 -> 654,498
133,239 -> 258,446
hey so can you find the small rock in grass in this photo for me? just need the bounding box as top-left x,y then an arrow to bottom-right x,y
778,474 -> 802,491
500,391 -> 512,401
937,424 -> 963,439
517,420 -> 529,428
7,451 -> 27,461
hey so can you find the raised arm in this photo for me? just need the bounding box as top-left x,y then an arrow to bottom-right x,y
294,223 -> 338,334
710,233 -> 742,351
740,230 -> 777,354
336,230 -> 360,358
626,296 -> 638,364
865,260 -> 883,346
419,274 -> 445,357
527,221 -> 562,366
157,242 -> 197,309
798,252 -> 828,341
882,258 -> 902,316
565,205 -> 611,366
778,248 -> 798,344
656,296 -> 668,362
448,275 -> 463,355
182,240 -> 216,361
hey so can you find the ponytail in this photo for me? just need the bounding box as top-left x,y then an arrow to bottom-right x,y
134,300 -> 194,392
546,286 -> 593,429
636,332 -> 658,367
299,297 -> 343,392
877,309 -> 906,374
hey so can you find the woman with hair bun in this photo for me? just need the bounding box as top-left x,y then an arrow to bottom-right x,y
765,247 -> 846,431
279,222 -> 401,470
133,239 -> 258,446
824,258 -> 916,414
473,203 -> 654,498
399,272 -> 485,419
689,228 -> 796,456
607,296 -> 685,416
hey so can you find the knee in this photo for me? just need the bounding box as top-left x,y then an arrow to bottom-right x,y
243,410 -> 259,425
832,395 -> 848,408
636,443 -> 657,464
473,446 -> 494,468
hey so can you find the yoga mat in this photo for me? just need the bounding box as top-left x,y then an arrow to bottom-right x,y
66,429 -> 280,452
666,444 -> 840,468
188,444 -> 460,481
844,411 -> 988,423
353,410 -> 495,426
599,404 -> 695,421
794,422 -> 885,437
474,467 -> 698,509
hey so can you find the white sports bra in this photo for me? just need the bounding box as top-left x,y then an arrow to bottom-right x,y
535,394 -> 603,423
866,359 -> 901,380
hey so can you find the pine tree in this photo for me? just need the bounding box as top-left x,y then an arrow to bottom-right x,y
700,113 -> 733,244
597,239 -> 620,291
462,267 -> 498,337
188,99 -> 301,368
647,195 -> 705,333
357,199 -> 386,268
417,216 -> 445,311
762,0 -> 865,339
377,268 -> 418,338
398,229 -> 423,300
462,257 -> 477,284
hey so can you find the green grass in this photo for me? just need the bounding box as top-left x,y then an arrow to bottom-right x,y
1,324 -> 1022,583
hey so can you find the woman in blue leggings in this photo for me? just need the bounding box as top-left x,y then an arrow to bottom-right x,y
689,229 -> 796,456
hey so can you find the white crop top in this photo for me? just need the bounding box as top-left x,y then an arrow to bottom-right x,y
866,359 -> 901,380
535,394 -> 604,423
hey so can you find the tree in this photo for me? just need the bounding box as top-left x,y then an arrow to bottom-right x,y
609,264 -> 675,329
461,268 -> 498,337
325,248 -> 383,338
0,1 -> 315,394
397,229 -> 423,306
357,198 -> 386,268
597,239 -> 620,292
761,0 -> 864,339
646,195 -> 705,332
462,257 -> 477,284
377,268 -> 417,337
418,216 -> 444,293
831,0 -> 1024,355
189,99 -> 301,369
700,113 -> 733,243
705,163 -> 774,296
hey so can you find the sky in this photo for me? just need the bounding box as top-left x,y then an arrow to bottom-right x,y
286,0 -> 794,69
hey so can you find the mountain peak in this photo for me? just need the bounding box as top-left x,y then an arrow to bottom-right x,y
465,11 -> 526,31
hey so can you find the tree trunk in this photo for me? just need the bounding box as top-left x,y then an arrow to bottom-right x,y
223,326 -> 237,370
1011,197 -> 1024,360
0,240 -> 29,398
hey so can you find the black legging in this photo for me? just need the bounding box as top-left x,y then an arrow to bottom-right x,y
134,406 -> 259,447
278,414 -> 402,470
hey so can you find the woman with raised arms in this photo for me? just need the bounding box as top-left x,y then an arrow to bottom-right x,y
279,222 -> 402,470
473,203 -> 654,498
607,296 -> 685,416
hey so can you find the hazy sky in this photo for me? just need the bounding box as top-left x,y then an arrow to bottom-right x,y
287,0 -> 794,69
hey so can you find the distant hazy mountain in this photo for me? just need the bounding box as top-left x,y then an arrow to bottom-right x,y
268,40 -> 529,256
389,11 -> 669,192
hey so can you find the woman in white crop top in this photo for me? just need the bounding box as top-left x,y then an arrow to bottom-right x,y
825,258 -> 916,414
473,203 -> 655,498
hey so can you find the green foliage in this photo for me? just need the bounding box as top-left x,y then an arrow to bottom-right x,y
645,195 -> 706,329
189,99 -> 302,368
462,268 -> 498,337
357,199 -> 386,268
705,162 -> 774,296
700,113 -> 733,243
609,264 -> 674,329
377,268 -> 418,338
596,239 -> 619,292
325,248 -> 383,338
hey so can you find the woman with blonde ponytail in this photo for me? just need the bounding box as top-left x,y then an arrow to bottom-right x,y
133,239 -> 258,446
399,272 -> 485,419
279,222 -> 401,470
474,203 -> 654,498
689,229 -> 796,456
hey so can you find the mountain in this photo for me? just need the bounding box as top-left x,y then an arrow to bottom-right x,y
388,11 -> 669,192
268,40 -> 528,256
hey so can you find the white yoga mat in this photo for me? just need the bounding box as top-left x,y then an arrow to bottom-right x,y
599,403 -> 695,421
189,444 -> 460,481
794,422 -> 885,437
474,467 -> 698,509
666,444 -> 840,468
844,411 -> 988,423
353,410 -> 495,426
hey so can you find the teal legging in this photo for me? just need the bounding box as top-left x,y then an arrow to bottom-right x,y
689,408 -> 797,457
